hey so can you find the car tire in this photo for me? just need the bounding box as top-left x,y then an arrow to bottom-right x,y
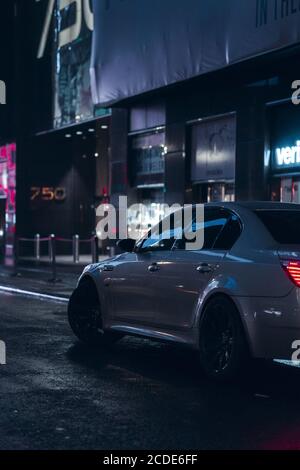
68,278 -> 123,347
198,295 -> 249,382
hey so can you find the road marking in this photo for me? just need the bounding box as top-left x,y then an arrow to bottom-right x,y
0,285 -> 69,304
254,393 -> 270,399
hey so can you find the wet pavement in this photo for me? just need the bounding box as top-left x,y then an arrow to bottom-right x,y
0,265 -> 79,298
1,291 -> 300,450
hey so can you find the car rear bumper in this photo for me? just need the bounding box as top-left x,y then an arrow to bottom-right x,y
235,288 -> 300,360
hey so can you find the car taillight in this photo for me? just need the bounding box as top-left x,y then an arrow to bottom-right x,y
282,260 -> 300,287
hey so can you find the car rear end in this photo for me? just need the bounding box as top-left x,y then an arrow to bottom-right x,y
243,207 -> 300,360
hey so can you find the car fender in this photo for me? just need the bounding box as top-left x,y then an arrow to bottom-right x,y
78,266 -> 112,328
193,274 -> 253,352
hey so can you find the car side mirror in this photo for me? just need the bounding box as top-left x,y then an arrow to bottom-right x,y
117,238 -> 136,253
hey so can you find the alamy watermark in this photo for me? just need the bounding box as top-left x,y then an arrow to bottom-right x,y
96,198 -> 205,250
0,340 -> 6,365
0,80 -> 6,105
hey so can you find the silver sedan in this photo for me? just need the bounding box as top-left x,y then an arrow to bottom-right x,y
68,202 -> 300,381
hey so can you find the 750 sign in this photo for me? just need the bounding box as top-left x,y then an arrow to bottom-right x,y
36,0 -> 94,59
31,187 -> 67,202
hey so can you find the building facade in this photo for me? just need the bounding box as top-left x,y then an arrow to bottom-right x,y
89,0 -> 300,230
6,0 -> 300,257
13,0 -> 110,258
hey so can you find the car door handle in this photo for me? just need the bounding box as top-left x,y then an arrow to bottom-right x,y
197,263 -> 213,274
148,263 -> 160,273
102,265 -> 114,272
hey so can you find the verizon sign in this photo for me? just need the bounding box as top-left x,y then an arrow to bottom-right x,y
275,141 -> 300,169
91,0 -> 300,105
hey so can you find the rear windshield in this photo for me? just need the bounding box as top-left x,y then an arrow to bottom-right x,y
255,210 -> 300,244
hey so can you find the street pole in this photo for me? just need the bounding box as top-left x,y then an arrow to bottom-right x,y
48,234 -> 61,283
34,234 -> 40,263
73,235 -> 80,264
91,235 -> 99,264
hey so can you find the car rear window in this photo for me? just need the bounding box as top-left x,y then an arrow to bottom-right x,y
255,210 -> 300,244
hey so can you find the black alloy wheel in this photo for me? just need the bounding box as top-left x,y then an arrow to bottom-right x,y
68,278 -> 122,347
199,296 -> 249,381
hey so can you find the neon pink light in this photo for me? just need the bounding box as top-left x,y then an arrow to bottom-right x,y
0,143 -> 16,216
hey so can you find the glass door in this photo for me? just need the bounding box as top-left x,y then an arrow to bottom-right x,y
278,177 -> 300,203
207,183 -> 235,203
192,182 -> 235,203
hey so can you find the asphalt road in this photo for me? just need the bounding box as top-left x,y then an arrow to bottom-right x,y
1,291 -> 300,450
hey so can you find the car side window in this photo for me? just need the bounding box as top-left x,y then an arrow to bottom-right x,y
175,208 -> 231,251
137,212 -> 182,252
213,214 -> 242,250
202,209 -> 230,249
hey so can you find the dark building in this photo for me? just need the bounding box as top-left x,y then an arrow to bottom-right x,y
6,0 -> 300,260
14,0 -> 110,260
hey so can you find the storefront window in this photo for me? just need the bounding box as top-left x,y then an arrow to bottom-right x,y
129,131 -> 167,237
131,131 -> 166,187
207,183 -> 235,203
271,177 -> 300,204
269,103 -> 300,204
127,188 -> 167,240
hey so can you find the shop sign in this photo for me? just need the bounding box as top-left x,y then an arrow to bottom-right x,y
92,0 -> 300,106
36,0 -> 94,128
191,115 -> 236,182
37,0 -> 93,59
30,187 -> 67,202
274,141 -> 300,169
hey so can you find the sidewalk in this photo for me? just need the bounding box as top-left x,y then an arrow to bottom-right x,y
19,255 -> 108,268
0,257 -> 108,299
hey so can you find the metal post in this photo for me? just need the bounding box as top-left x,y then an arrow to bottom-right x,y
110,246 -> 116,257
73,235 -> 80,264
14,237 -> 19,272
34,234 -> 40,262
48,235 -> 53,263
91,235 -> 99,264
107,245 -> 116,257
49,234 -> 57,283
11,237 -> 21,277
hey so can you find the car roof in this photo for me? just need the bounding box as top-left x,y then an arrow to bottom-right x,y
203,201 -> 300,212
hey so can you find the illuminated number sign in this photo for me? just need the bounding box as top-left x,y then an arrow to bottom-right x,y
274,141 -> 300,169
36,0 -> 94,59
30,187 -> 67,202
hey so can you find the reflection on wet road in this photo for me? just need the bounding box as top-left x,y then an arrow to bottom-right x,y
0,292 -> 300,450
